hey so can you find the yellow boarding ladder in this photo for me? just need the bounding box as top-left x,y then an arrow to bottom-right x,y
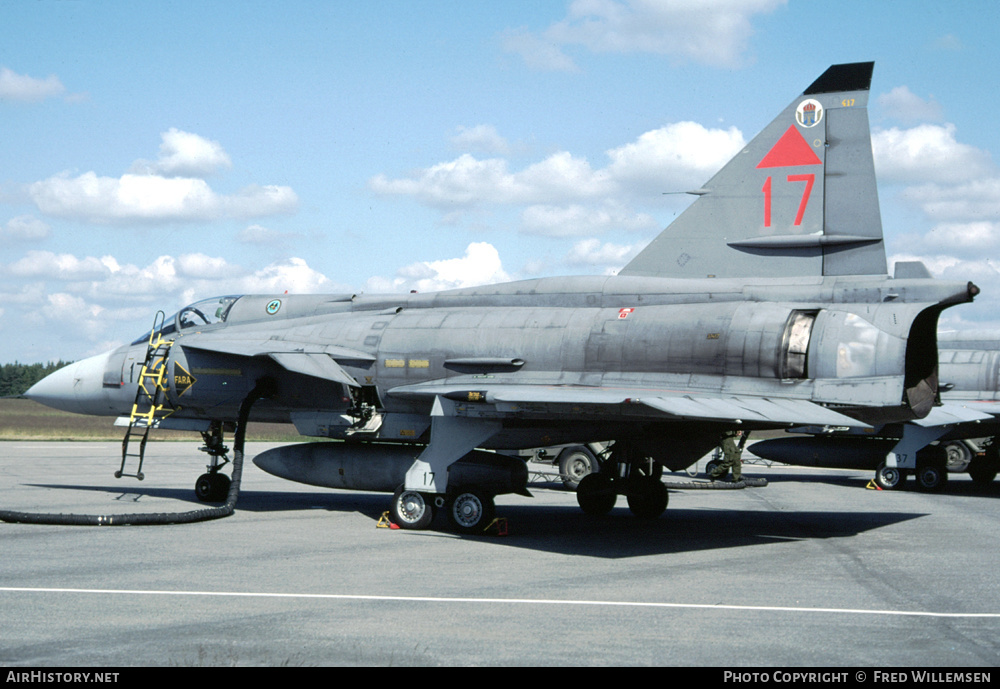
117,312 -> 175,480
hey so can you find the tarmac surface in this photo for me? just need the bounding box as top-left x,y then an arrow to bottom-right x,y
1,441 -> 999,667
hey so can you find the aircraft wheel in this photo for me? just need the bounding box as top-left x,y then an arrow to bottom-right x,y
705,459 -> 728,480
391,485 -> 435,530
195,473 -> 230,502
211,473 -> 231,501
943,441 -> 972,473
969,460 -> 998,486
195,473 -> 216,502
558,446 -> 597,490
915,464 -> 948,492
874,462 -> 905,490
576,473 -> 617,515
446,490 -> 495,535
915,446 -> 948,492
626,477 -> 668,519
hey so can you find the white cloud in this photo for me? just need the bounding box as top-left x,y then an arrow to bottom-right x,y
92,255 -> 182,298
41,292 -> 103,321
501,29 -> 579,72
905,178 -> 1000,222
2,215 -> 50,241
374,123 -> 746,209
94,254 -> 335,300
606,121 -> 745,194
371,151 -> 612,208
365,242 -> 511,293
4,250 -> 336,301
235,257 -> 333,294
1,249 -> 342,357
877,86 -> 944,123
504,0 -> 786,71
521,152 -> 615,200
451,125 -> 511,154
30,172 -> 214,222
873,124 -> 993,184
175,253 -> 241,280
565,238 -> 641,271
29,293 -> 110,343
8,251 -> 119,280
0,67 -> 65,102
237,223 -> 302,244
371,120 -> 742,237
29,171 -> 298,224
130,128 -> 232,178
371,154 -> 512,206
874,120 -> 1000,269
907,222 -> 1000,253
521,202 -> 657,237
222,184 -> 300,218
27,130 -> 297,224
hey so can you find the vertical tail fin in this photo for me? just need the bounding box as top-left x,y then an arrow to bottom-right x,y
620,62 -> 885,280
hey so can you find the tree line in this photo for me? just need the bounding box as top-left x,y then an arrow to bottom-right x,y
0,361 -> 73,397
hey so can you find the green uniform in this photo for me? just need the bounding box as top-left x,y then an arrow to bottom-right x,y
712,430 -> 744,481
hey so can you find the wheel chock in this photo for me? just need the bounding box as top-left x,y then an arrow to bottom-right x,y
866,479 -> 882,491
376,511 -> 400,529
484,517 -> 508,536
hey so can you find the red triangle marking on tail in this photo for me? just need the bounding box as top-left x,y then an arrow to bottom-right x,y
757,125 -> 822,168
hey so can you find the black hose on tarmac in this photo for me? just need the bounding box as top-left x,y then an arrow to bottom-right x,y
662,477 -> 768,489
0,379 -> 276,526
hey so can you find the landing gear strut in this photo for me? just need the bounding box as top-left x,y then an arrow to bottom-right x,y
195,422 -> 231,503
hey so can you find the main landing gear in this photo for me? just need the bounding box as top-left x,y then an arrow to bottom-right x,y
874,445 -> 949,493
390,485 -> 497,535
386,441 -> 669,533
576,443 -> 668,519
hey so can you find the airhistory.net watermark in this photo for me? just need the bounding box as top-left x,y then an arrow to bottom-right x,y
5,672 -> 119,684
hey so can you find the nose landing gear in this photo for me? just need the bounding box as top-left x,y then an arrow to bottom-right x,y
195,421 -> 232,503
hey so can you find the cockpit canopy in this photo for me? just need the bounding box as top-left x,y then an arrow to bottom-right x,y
131,295 -> 242,345
129,293 -> 361,346
175,295 -> 242,330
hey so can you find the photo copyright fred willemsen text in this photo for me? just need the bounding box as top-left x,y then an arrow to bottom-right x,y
723,671 -> 991,683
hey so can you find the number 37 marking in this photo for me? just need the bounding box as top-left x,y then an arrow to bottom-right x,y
761,173 -> 815,227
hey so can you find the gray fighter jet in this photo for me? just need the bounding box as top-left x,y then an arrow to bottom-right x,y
24,63 -> 979,532
751,330 -> 1000,491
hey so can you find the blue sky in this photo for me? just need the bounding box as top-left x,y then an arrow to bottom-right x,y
3,0 -> 1000,363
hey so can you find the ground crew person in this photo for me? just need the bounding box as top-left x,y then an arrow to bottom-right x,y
711,429 -> 749,482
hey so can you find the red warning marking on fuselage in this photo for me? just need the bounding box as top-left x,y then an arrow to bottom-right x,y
757,125 -> 822,168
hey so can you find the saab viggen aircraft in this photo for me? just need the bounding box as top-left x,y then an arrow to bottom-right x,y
23,62 -> 979,532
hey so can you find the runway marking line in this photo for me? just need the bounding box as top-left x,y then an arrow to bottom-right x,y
1,587 -> 998,619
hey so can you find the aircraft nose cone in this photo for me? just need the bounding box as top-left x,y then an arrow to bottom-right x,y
24,350 -> 116,416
